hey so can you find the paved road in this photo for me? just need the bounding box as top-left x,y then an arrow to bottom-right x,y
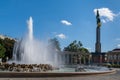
0,69 -> 120,80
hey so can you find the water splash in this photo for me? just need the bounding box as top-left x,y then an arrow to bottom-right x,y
27,16 -> 33,40
12,17 -> 61,67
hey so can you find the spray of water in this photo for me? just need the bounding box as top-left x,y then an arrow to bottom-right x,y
12,17 -> 61,67
27,16 -> 33,40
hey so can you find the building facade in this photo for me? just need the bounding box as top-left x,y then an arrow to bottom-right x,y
107,48 -> 120,65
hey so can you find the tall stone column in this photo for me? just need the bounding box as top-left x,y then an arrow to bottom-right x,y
95,10 -> 101,53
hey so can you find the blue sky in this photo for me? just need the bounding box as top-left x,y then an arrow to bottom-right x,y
0,0 -> 120,52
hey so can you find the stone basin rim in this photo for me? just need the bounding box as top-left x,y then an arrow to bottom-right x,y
0,69 -> 116,77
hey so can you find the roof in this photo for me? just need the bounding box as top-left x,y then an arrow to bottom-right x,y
112,48 -> 120,52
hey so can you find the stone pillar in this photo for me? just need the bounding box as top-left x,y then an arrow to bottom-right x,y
118,54 -> 120,64
95,10 -> 101,53
116,54 -> 119,65
83,56 -> 86,64
65,54 -> 68,64
89,55 -> 92,64
100,55 -> 102,64
79,54 -> 81,64
107,54 -> 109,63
75,54 -> 77,64
72,54 -> 74,64
95,27 -> 101,53
69,54 -> 72,64
79,56 -> 81,65
71,54 -> 73,65
67,54 -> 69,65
112,55 -> 114,64
61,53 -> 64,65
104,54 -> 107,63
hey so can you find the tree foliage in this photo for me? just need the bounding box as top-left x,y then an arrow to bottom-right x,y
0,44 -> 6,58
64,40 -> 89,53
63,40 -> 90,64
0,37 -> 15,60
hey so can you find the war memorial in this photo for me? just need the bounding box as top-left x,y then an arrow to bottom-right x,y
0,9 -> 119,80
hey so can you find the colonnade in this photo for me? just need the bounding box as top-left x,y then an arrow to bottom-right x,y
62,51 -> 91,65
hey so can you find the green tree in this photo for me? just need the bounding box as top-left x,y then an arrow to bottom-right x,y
64,40 -> 83,52
0,44 -> 6,58
64,40 -> 90,64
78,47 -> 89,53
0,37 -> 15,60
3,38 -> 15,59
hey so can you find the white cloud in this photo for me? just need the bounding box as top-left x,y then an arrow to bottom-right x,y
117,44 -> 120,48
101,19 -> 106,23
94,8 -> 117,23
61,20 -> 72,26
56,33 -> 66,39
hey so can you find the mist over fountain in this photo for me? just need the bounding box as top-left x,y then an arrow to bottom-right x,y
12,17 -> 60,66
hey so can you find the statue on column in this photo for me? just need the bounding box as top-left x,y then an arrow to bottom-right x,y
96,10 -> 101,27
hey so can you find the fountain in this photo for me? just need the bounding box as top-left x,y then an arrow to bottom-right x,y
0,17 -> 116,77
12,17 -> 60,67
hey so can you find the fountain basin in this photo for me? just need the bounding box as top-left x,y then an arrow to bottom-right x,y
0,63 -> 116,77
0,68 -> 116,77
